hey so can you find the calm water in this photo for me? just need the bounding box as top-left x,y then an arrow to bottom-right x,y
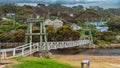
51,48 -> 120,56
79,49 -> 120,56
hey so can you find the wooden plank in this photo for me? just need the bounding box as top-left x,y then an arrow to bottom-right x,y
27,18 -> 44,23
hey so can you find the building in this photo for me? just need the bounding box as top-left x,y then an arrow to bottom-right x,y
2,17 -> 10,21
96,27 -> 109,32
6,13 -> 15,18
85,21 -> 107,27
53,18 -> 63,28
85,21 -> 109,32
44,19 -> 53,25
71,23 -> 82,30
44,18 -> 63,28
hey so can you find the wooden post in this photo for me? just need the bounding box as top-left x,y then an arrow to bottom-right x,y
29,23 -> 33,44
13,49 -> 16,57
11,13 -> 16,27
25,24 -> 29,44
22,47 -> 24,56
89,29 -> 93,44
43,23 -> 48,51
83,29 -> 85,40
1,52 -> 3,59
4,51 -> 6,59
30,44 -> 32,54
40,22 -> 43,52
37,43 -> 39,51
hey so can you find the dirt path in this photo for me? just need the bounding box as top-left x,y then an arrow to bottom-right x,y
0,65 -> 5,68
0,60 -> 17,68
108,63 -> 120,68
52,54 -> 120,68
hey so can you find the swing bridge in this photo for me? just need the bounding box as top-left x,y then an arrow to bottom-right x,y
0,18 -> 93,59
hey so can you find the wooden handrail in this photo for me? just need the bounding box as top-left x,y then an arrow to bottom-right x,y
0,40 -> 91,59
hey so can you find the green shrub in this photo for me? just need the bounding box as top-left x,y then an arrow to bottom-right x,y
0,25 -> 14,32
1,20 -> 13,25
15,24 -> 26,30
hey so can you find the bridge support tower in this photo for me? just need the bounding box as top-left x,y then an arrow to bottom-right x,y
82,28 -> 93,44
25,18 -> 49,57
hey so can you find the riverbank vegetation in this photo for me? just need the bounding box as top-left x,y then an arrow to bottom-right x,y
0,4 -> 120,47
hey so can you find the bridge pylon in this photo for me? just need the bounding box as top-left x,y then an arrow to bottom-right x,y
81,23 -> 93,45
25,17 -> 48,55
82,29 -> 93,44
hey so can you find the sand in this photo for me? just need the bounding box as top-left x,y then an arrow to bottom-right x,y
52,54 -> 120,68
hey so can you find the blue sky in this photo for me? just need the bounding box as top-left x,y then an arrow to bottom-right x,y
0,0 -> 120,8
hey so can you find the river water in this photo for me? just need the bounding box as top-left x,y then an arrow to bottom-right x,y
78,49 -> 120,56
51,48 -> 120,56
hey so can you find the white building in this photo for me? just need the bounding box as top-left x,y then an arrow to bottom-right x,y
71,23 -> 82,30
85,21 -> 109,32
44,18 -> 63,28
53,18 -> 63,28
44,19 -> 53,25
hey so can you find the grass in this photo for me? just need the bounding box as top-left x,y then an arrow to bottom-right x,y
4,55 -> 120,68
5,57 -> 76,68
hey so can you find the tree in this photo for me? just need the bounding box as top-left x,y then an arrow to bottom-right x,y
32,27 -> 40,42
75,9 -> 100,23
55,26 -> 80,41
1,4 -> 16,14
16,5 -> 36,22
9,29 -> 25,42
96,31 -> 115,42
0,7 -> 2,16
0,21 -> 14,32
107,13 -> 120,31
36,4 -> 47,16
46,25 -> 55,41
0,32 -> 10,42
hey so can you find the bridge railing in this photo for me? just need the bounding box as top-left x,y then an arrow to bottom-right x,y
0,43 -> 39,59
42,40 -> 91,50
0,40 -> 91,59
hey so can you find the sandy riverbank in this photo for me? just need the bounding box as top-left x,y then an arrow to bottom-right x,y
1,54 -> 120,68
52,54 -> 120,68
0,60 -> 17,68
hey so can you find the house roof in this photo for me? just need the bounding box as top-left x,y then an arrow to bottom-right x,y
71,23 -> 82,30
96,26 -> 109,32
53,18 -> 63,24
96,26 -> 109,29
44,19 -> 53,25
45,19 -> 52,23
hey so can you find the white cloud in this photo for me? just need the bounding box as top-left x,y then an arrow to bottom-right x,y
85,0 -> 105,1
0,0 -> 120,8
